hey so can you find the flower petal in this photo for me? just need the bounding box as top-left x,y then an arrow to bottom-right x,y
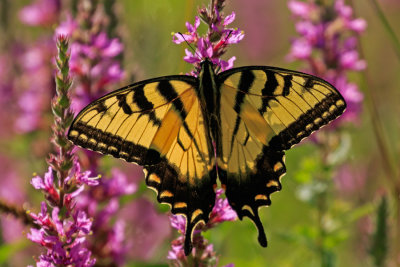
223,12 -> 236,26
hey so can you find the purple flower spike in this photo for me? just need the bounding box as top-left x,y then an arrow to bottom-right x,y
173,1 -> 244,76
287,0 -> 366,128
19,0 -> 60,27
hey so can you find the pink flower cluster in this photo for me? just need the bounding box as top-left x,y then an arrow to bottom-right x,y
19,0 -> 60,27
55,15 -> 125,112
28,163 -> 98,266
288,0 -> 366,126
173,5 -> 244,76
76,168 -> 137,265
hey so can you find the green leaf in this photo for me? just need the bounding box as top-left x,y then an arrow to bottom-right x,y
369,196 -> 388,267
369,0 -> 400,61
58,94 -> 70,109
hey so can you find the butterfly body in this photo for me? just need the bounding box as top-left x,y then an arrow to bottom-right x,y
68,59 -> 346,255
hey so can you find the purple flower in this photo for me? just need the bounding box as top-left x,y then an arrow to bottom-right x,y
173,3 -> 244,76
28,129 -> 97,265
339,50 -> 366,71
207,189 -> 237,226
72,167 -> 140,265
119,198 -> 171,261
27,202 -> 96,266
107,220 -> 128,265
332,76 -> 364,125
30,202 -> 51,227
55,15 -> 125,112
170,213 -> 187,233
53,9 -> 132,264
288,0 -> 317,19
287,38 -> 312,60
55,14 -> 78,37
31,168 -> 60,204
72,161 -> 100,187
287,0 -> 366,128
19,0 -> 60,27
172,16 -> 200,44
27,228 -> 46,245
14,40 -> 55,133
31,167 -> 54,190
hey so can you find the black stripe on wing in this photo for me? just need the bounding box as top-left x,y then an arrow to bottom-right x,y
230,70 -> 255,153
68,122 -> 162,165
132,84 -> 162,126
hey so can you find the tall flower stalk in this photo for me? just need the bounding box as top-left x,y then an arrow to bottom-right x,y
170,0 -> 240,265
27,36 -> 97,267
287,0 -> 367,266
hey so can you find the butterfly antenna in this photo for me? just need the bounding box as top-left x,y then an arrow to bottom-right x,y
225,30 -> 233,42
177,32 -> 202,60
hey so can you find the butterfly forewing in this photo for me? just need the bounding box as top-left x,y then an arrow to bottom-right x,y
219,67 -> 346,150
68,76 -> 197,164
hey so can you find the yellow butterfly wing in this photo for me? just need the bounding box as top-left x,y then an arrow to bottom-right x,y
217,67 -> 346,246
68,76 -> 217,253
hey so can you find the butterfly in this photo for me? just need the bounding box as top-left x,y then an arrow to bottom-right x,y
68,58 -> 346,255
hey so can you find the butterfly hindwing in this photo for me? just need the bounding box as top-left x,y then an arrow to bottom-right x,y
217,67 -> 346,245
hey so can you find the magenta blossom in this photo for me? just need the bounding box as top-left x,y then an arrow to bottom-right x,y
54,14 -> 125,114
287,0 -> 366,127
173,9 -> 244,76
74,167 -> 140,265
28,205 -> 95,266
14,40 -> 55,133
19,0 -> 60,27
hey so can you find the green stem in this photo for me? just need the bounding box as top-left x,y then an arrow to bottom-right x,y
369,0 -> 400,62
351,1 -> 400,259
0,199 -> 38,229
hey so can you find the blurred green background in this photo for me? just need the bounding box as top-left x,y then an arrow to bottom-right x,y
1,0 -> 400,266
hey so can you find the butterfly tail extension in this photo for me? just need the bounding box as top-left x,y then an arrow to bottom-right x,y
219,147 -> 286,248
145,163 -> 217,256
